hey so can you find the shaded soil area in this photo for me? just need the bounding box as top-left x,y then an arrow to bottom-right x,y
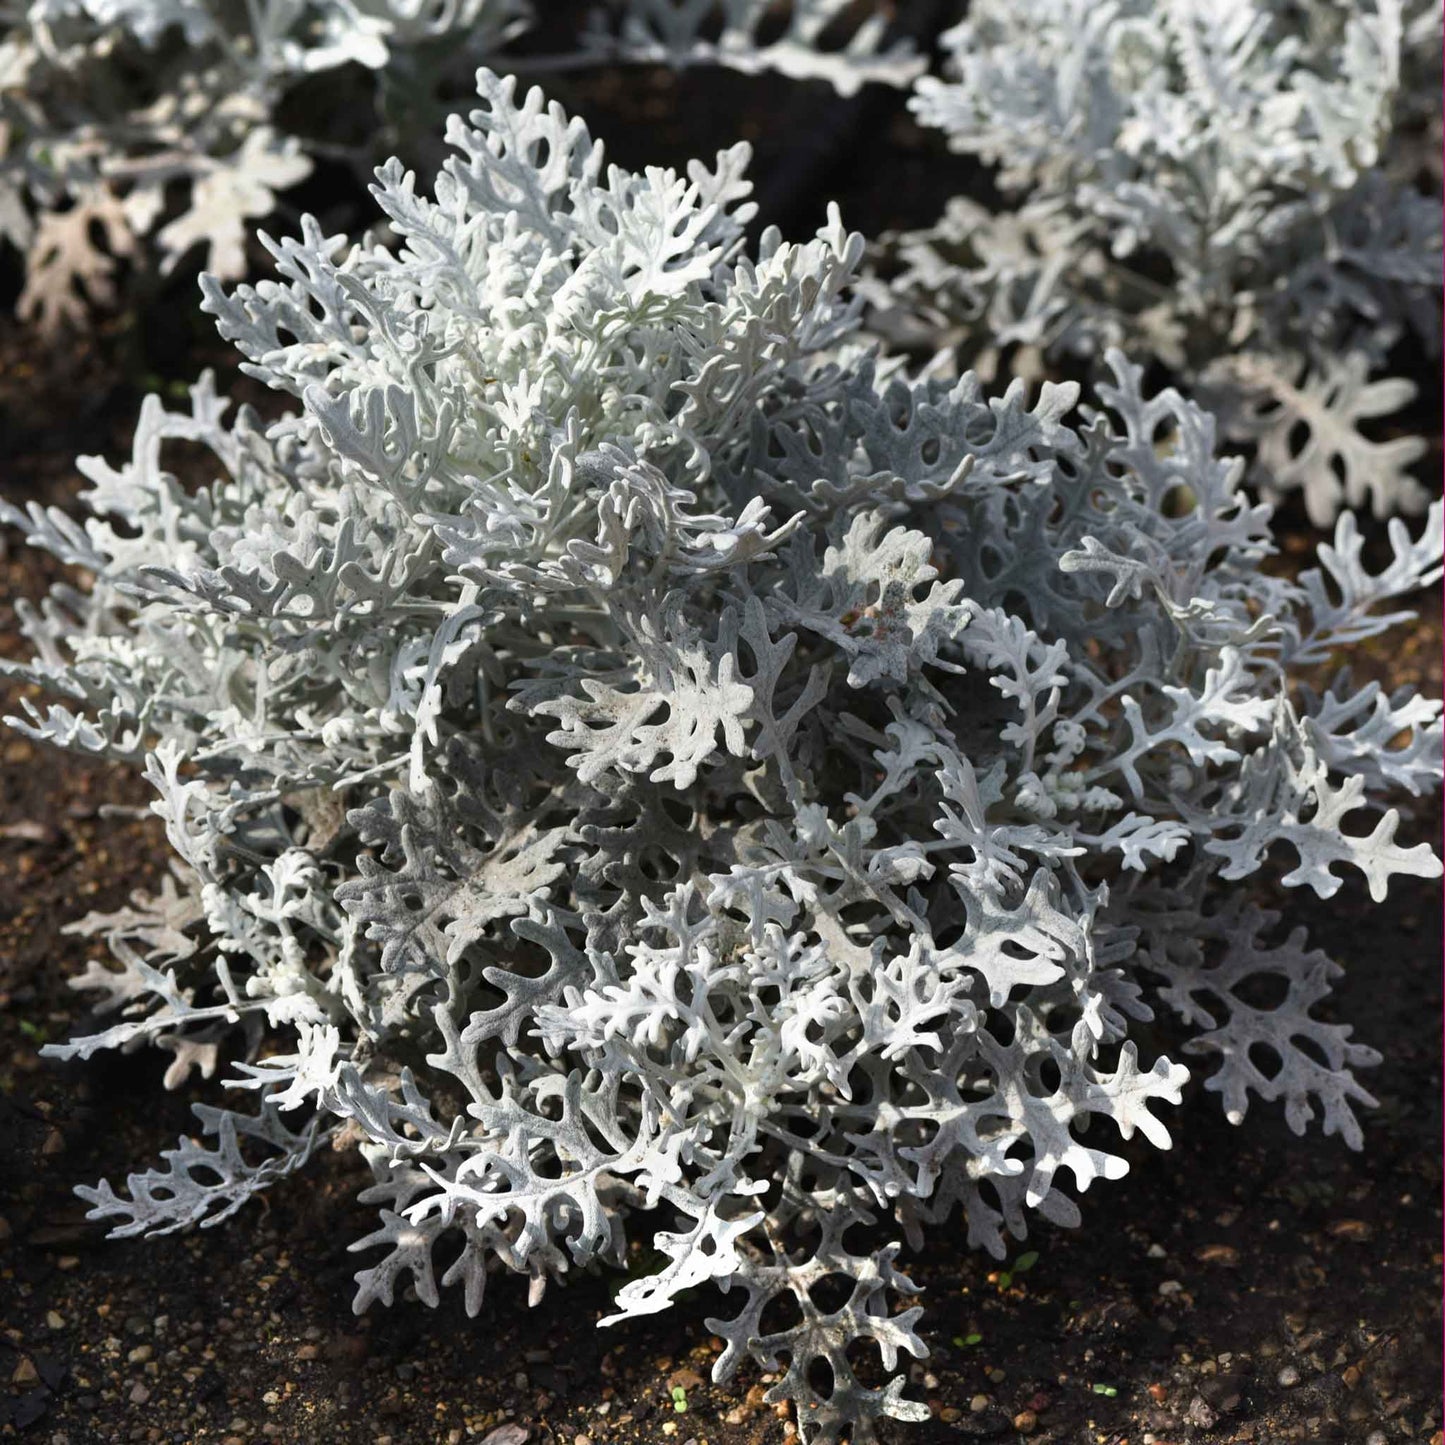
0,44 -> 1443,1445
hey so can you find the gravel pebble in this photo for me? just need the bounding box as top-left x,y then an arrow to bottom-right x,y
479,1426 -> 531,1445
1185,1395 -> 1218,1428
1277,1365 -> 1301,1388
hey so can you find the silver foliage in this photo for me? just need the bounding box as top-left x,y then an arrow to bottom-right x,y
1,0 -> 531,327
0,0 -> 915,328
6,70 -> 1442,1442
552,0 -> 924,94
884,0 -> 1443,524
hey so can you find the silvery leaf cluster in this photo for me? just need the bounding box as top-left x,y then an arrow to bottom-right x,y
6,70 -> 1441,1444
0,0 -> 917,329
881,0 -> 1443,525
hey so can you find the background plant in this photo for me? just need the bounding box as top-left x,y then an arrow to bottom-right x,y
3,67 -> 1441,1444
0,0 -> 922,330
875,0 -> 1444,525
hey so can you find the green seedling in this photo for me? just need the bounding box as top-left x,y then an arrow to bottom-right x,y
996,1248 -> 1041,1289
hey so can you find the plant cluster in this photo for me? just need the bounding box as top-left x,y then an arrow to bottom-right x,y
5,70 -> 1441,1441
0,0 -> 920,328
877,0 -> 1443,524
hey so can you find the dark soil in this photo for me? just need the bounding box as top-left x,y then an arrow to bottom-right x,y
1,46 -> 1443,1445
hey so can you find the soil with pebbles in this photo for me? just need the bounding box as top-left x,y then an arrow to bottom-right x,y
1,54 -> 1442,1445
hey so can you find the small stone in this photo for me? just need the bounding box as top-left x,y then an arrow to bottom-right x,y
296,1345 -> 319,1361
922,1372 -> 940,1390
573,1436 -> 593,1445
1277,1366 -> 1301,1388
970,1394 -> 989,1413
11,1356 -> 38,1386
1013,1409 -> 1038,1434
129,1383 -> 151,1405
1327,1219 -> 1372,1241
661,1425 -> 678,1438
41,1128 -> 65,1155
1342,1366 -> 1361,1389
938,1407 -> 961,1423
1195,1243 -> 1239,1265
127,1346 -> 152,1364
1185,1396 -> 1217,1429
987,1367 -> 1006,1384
262,1391 -> 280,1405
1157,1279 -> 1183,1296
1145,1243 -> 1166,1259
1365,1434 -> 1388,1445
1201,1375 -> 1243,1414
46,1311 -> 65,1330
56,1256 -> 79,1271
479,1426 -> 531,1445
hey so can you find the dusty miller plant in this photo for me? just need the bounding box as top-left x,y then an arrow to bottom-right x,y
0,0 -> 919,329
879,0 -> 1444,526
5,69 -> 1443,1443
